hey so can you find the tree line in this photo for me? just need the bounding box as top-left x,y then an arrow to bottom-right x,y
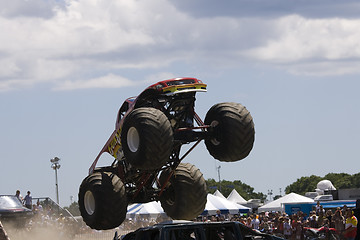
206,178 -> 267,201
284,172 -> 360,196
206,172 -> 360,201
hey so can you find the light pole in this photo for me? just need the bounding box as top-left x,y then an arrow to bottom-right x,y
217,165 -> 221,192
50,157 -> 61,205
268,189 -> 273,201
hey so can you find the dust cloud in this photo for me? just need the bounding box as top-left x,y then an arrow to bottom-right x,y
3,221 -> 78,240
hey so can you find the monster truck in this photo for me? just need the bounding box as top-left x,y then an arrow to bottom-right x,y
78,78 -> 255,230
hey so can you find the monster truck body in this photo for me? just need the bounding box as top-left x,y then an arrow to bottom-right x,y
89,78 -> 207,174
79,78 -> 255,230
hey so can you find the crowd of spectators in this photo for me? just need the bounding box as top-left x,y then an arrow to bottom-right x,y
195,200 -> 359,240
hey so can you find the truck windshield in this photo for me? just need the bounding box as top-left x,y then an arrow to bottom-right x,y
166,79 -> 196,86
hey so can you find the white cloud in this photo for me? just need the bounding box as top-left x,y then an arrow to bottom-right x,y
143,72 -> 176,84
246,15 -> 360,62
0,0 -> 61,18
242,15 -> 360,76
0,58 -> 21,77
2,1 -> 360,92
288,61 -> 360,76
53,73 -> 136,90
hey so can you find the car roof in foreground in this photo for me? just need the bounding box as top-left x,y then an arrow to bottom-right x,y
0,195 -> 33,213
121,221 -> 286,240
134,220 -> 241,231
0,195 -> 26,210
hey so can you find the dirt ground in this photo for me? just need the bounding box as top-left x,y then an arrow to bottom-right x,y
2,222 -> 75,240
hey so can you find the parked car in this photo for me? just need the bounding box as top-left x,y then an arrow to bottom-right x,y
0,195 -> 33,227
115,220 -> 285,240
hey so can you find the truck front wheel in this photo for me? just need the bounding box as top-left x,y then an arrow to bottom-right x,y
78,172 -> 127,230
121,107 -> 173,170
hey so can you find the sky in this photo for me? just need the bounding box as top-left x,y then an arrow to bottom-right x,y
1,0 -> 360,207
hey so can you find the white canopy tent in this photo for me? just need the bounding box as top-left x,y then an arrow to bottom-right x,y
126,193 -> 251,219
227,189 -> 247,204
126,201 -> 167,219
213,190 -> 226,199
258,192 -> 314,212
203,195 -> 220,215
206,194 -> 250,214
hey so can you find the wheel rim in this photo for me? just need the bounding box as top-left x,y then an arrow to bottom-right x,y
210,120 -> 221,145
84,190 -> 96,215
127,127 -> 140,152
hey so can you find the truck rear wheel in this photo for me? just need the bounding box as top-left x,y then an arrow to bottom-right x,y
78,172 -> 127,230
121,107 -> 173,170
159,163 -> 207,220
204,102 -> 255,162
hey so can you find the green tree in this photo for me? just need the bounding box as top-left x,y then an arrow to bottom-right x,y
353,173 -> 360,188
64,201 -> 80,216
285,175 -> 322,195
206,178 -> 266,201
273,195 -> 282,200
324,173 -> 351,188
285,172 -> 360,195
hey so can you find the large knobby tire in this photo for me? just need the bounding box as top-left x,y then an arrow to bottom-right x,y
121,107 -> 173,170
159,163 -> 207,220
204,102 -> 255,162
78,172 -> 127,230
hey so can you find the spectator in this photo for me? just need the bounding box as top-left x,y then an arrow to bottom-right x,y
283,217 -> 292,239
333,209 -> 345,233
15,190 -> 23,202
315,201 -> 321,214
245,217 -> 252,228
275,217 -> 284,234
292,217 -> 303,240
325,209 -> 333,227
354,199 -> 360,240
299,212 -> 307,224
343,209 -> 358,240
259,217 -> 271,233
317,208 -> 325,227
308,211 -> 318,228
343,205 -> 349,216
34,199 -> 43,213
251,214 -> 260,230
24,191 -> 33,209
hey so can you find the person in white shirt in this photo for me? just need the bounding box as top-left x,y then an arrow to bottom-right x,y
283,217 -> 292,239
23,191 -> 32,209
251,215 -> 260,230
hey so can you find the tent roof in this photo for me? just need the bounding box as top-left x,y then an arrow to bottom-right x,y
206,194 -> 250,214
213,190 -> 226,199
127,201 -> 165,218
204,195 -> 220,215
227,189 -> 247,204
258,192 -> 314,212
126,193 -> 251,218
